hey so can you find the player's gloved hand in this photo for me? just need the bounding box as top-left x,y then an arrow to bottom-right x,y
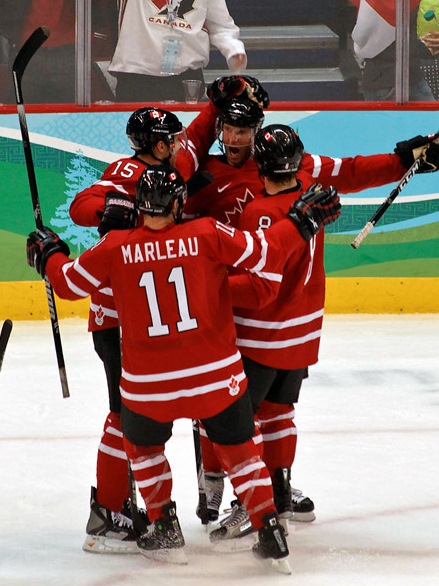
208,75 -> 270,109
240,75 -> 270,108
27,227 -> 70,277
98,191 -> 138,236
287,184 -> 341,241
394,131 -> 439,172
207,76 -> 247,108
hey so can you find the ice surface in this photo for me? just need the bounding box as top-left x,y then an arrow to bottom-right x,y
1,315 -> 438,585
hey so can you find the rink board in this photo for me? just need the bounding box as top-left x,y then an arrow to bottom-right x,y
0,108 -> 438,316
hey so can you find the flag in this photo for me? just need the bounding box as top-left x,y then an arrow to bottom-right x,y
350,0 -> 421,60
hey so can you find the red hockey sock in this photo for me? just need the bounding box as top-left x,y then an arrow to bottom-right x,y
258,401 -> 297,477
95,412 -> 130,512
213,439 -> 275,530
199,422 -> 224,475
123,438 -> 172,523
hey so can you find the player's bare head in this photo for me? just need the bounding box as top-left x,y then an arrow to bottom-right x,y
136,164 -> 187,223
127,107 -> 185,161
216,98 -> 264,167
254,125 -> 304,182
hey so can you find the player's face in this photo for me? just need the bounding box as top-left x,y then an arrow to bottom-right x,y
222,123 -> 253,167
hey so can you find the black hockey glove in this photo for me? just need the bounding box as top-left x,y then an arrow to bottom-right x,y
287,184 -> 341,241
207,76 -> 247,108
98,191 -> 138,236
240,75 -> 270,108
394,131 -> 439,173
27,227 -> 70,277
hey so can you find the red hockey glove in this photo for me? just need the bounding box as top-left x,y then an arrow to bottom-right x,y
287,184 -> 341,241
98,191 -> 138,236
27,227 -> 70,277
395,131 -> 439,172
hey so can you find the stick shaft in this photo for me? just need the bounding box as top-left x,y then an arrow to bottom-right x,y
12,28 -> 69,398
351,157 -> 422,249
192,420 -> 209,525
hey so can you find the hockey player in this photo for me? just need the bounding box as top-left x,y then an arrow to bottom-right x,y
185,78 -> 439,533
70,103 -> 220,553
26,163 -> 341,571
69,79 -> 266,553
206,123 -> 439,541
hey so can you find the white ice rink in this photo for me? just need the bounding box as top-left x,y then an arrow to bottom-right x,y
1,315 -> 438,586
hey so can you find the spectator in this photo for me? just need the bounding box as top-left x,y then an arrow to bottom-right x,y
1,0 -> 117,104
417,0 -> 439,98
109,0 -> 247,102
350,0 -> 434,101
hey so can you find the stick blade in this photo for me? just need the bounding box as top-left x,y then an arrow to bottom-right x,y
12,26 -> 50,81
0,319 -> 13,372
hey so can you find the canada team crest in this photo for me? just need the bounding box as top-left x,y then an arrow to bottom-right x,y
228,375 -> 240,396
149,0 -> 196,25
95,305 -> 105,327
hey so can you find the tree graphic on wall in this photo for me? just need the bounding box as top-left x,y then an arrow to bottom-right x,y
50,151 -> 101,255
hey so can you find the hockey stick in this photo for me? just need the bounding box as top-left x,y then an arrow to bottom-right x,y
127,461 -> 147,536
351,157 -> 423,249
0,320 -> 13,372
192,419 -> 209,525
12,27 -> 69,398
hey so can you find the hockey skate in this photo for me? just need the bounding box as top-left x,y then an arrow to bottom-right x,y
196,475 -> 224,522
291,487 -> 316,522
83,486 -> 148,554
252,511 -> 291,575
272,468 -> 293,535
137,501 -> 187,565
209,499 -> 254,542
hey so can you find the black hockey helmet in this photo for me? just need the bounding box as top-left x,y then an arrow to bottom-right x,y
136,164 -> 187,222
218,98 -> 264,129
254,124 -> 304,175
127,107 -> 183,153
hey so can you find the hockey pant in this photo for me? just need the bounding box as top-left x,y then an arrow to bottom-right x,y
123,436 -> 275,530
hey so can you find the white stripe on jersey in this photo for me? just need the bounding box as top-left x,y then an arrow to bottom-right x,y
120,371 -> 246,403
187,139 -> 199,170
73,258 -> 101,287
61,261 -> 90,298
99,287 -> 113,296
95,180 -> 130,194
233,308 -> 324,330
236,329 -> 321,349
122,350 -> 242,383
311,154 -> 322,178
252,271 -> 282,282
233,231 -> 254,267
332,158 -> 342,176
249,229 -> 268,272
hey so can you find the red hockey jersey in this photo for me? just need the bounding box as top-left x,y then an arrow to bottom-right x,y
69,103 -> 219,332
230,175 -> 325,370
183,151 -> 407,227
45,217 -> 300,421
